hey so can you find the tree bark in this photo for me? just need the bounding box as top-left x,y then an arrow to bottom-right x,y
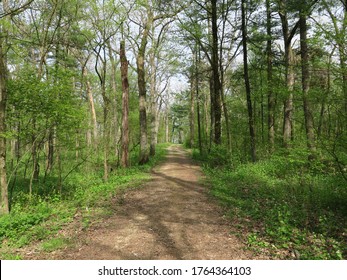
107,41 -> 120,158
279,0 -> 298,148
83,67 -> 98,149
300,12 -> 316,157
96,55 -> 110,181
340,1 -> 347,118
190,68 -> 195,148
211,0 -> 222,145
94,40 -> 110,181
149,40 -> 158,156
137,12 -> 152,165
120,40 -> 130,168
0,30 -> 8,214
219,0 -> 232,154
242,0 -> 257,162
266,0 -> 275,153
103,100 -> 110,181
165,109 -> 169,143
195,46 -> 203,154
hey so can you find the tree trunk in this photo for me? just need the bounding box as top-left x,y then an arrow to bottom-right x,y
107,41 -> 119,158
46,129 -> 54,172
149,44 -> 158,156
44,128 -> 54,181
340,1 -> 347,116
266,0 -> 275,153
242,0 -> 257,162
209,76 -> 215,150
96,51 -> 110,181
165,109 -> 169,143
0,31 -> 8,214
138,52 -> 149,164
190,71 -> 195,148
219,0 -> 232,154
300,13 -> 316,157
195,46 -> 203,154
211,0 -> 222,145
279,0 -> 298,149
220,78 -> 231,153
83,67 -> 98,149
137,15 -> 152,165
318,53 -> 332,138
31,120 -> 40,183
103,99 -> 110,182
283,47 -> 295,148
120,41 -> 130,168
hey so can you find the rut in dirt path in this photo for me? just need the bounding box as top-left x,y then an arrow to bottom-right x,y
57,145 -> 262,260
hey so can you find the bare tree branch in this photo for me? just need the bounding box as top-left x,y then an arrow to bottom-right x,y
0,0 -> 34,18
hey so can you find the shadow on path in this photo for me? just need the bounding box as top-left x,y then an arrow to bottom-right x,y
44,145 -> 263,260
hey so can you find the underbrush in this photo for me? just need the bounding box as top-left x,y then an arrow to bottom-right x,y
0,143 -> 170,258
194,147 -> 347,259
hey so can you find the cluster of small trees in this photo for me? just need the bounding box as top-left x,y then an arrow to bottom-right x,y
177,0 -> 346,169
0,0 -> 184,214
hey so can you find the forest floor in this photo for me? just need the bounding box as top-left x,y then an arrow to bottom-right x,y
25,145 -> 269,260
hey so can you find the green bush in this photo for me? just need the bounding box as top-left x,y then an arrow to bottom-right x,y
1,143 -> 170,256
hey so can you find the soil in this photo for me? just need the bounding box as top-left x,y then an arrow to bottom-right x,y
26,145 -> 268,260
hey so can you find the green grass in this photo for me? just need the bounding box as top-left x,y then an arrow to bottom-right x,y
0,143 -> 170,258
194,147 -> 347,260
41,237 -> 70,252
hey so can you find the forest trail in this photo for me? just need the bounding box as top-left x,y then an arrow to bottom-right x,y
39,145 -> 265,260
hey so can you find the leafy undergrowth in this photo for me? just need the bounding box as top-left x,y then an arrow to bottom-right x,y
0,143 -> 170,259
194,147 -> 347,260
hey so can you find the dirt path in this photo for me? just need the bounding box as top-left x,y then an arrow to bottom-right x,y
44,145 -> 265,260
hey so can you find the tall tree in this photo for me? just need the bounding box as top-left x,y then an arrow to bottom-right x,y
299,4 -> 316,157
136,1 -> 152,165
320,0 -> 347,118
0,0 -> 35,214
133,0 -> 182,163
211,0 -> 222,145
120,40 -> 130,167
278,0 -> 299,148
266,0 -> 275,153
0,17 -> 8,214
241,0 -> 257,162
148,19 -> 173,156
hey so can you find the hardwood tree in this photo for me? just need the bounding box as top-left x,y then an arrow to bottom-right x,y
266,0 -> 275,153
277,0 -> 299,148
120,39 -> 130,167
132,0 -> 183,164
299,1 -> 317,157
0,0 -> 35,214
210,0 -> 222,145
148,19 -> 174,156
0,14 -> 8,214
317,0 -> 347,121
241,0 -> 256,162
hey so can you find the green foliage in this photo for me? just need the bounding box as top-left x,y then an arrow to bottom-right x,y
0,143 -> 169,258
197,149 -> 347,259
7,66 -> 86,140
41,237 -> 69,252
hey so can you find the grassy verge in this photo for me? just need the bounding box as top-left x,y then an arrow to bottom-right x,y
193,147 -> 347,260
0,143 -> 170,259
